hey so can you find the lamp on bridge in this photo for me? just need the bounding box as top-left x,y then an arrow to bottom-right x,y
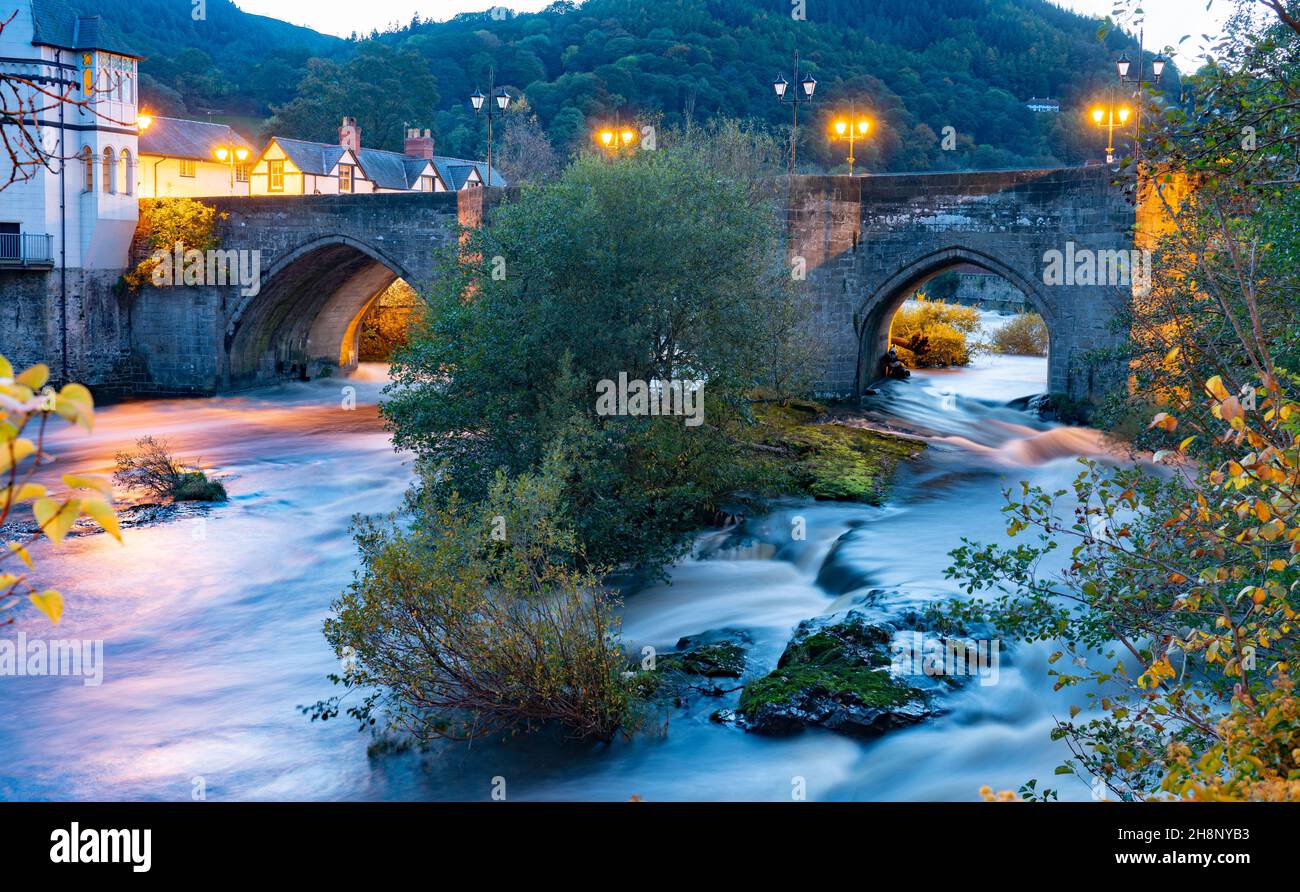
214,144 -> 250,194
470,74 -> 512,190
593,121 -> 638,156
771,48 -> 817,176
136,112 -> 153,131
1114,27 -> 1168,163
1090,103 -> 1131,165
830,111 -> 871,177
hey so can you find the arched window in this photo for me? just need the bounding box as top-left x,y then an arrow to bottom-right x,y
120,149 -> 133,195
102,148 -> 115,194
82,146 -> 94,192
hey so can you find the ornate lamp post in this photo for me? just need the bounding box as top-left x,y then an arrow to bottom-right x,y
1090,102 -> 1131,164
1114,29 -> 1166,162
470,74 -> 511,188
771,49 -> 817,175
213,142 -> 250,193
831,107 -> 871,176
593,121 -> 639,157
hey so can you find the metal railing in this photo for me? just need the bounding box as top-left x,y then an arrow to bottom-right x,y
0,233 -> 54,266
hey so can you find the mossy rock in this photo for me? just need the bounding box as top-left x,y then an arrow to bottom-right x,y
658,641 -> 747,678
738,611 -> 931,737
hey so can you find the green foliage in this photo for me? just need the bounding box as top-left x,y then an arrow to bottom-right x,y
890,296 -> 981,367
383,142 -> 804,576
323,459 -> 634,742
264,44 -> 440,151
101,0 -> 1161,167
122,199 -> 227,292
991,312 -> 1049,356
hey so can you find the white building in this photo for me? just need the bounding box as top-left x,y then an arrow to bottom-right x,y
0,0 -> 143,271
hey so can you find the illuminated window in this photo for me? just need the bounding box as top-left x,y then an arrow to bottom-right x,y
102,148 -> 115,193
179,159 -> 196,177
268,159 -> 284,192
121,149 -> 133,195
421,175 -> 434,191
235,164 -> 249,183
338,164 -> 353,193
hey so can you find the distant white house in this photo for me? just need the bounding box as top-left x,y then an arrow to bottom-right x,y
1025,97 -> 1061,113
0,0 -> 145,269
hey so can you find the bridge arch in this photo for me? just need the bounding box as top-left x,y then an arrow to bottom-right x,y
225,235 -> 414,387
854,245 -> 1056,393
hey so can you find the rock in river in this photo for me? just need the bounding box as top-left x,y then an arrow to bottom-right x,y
738,611 -> 932,737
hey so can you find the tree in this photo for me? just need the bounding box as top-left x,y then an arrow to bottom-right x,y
947,0 -> 1300,801
382,136 -> 803,575
265,44 -> 440,151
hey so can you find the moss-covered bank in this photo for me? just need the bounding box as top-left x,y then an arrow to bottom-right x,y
738,400 -> 924,504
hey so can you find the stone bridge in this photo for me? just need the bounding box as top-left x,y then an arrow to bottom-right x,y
1,167 -> 1136,400
788,166 -> 1134,397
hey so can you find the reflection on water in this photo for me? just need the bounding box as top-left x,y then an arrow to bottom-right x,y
2,339 -> 1115,801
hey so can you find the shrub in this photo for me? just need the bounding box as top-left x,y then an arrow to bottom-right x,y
322,459 -> 634,742
991,312 -> 1048,356
889,295 -> 980,367
114,436 -> 226,502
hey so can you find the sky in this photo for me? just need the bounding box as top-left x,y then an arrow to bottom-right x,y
238,0 -> 1231,63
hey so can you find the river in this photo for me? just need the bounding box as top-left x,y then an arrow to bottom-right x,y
0,316 -> 1121,801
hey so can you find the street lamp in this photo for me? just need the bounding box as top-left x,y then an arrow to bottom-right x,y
136,112 -> 153,131
831,109 -> 871,176
593,120 -> 639,156
1090,102 -> 1131,164
1114,28 -> 1166,162
471,74 -> 511,189
213,142 -> 250,193
772,48 -> 817,175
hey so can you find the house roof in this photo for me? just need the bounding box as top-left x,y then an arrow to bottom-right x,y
29,0 -> 142,58
270,137 -> 349,176
258,134 -> 506,190
356,147 -> 435,191
138,116 -> 255,161
432,156 -> 507,189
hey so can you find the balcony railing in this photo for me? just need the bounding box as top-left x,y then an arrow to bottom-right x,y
0,233 -> 54,267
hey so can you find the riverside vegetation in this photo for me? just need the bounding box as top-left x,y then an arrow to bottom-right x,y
316,125 -> 924,744
944,0 -> 1300,801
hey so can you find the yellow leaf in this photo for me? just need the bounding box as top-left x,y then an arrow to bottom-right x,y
0,482 -> 47,505
54,383 -> 94,432
29,589 -> 63,624
0,355 -> 12,380
6,540 -> 32,569
1205,376 -> 1229,401
62,474 -> 113,499
15,363 -> 48,391
32,497 -> 80,544
80,497 -> 121,543
1179,436 -> 1196,451
0,438 -> 36,474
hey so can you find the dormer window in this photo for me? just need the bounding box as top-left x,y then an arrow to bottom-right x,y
339,164 -> 354,193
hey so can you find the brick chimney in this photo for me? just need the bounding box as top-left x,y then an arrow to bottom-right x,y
339,116 -> 361,153
403,127 -> 435,160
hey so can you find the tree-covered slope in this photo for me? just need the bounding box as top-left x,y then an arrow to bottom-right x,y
109,0 -> 1172,171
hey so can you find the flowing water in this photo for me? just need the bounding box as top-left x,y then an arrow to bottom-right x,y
1,314 -> 1124,802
